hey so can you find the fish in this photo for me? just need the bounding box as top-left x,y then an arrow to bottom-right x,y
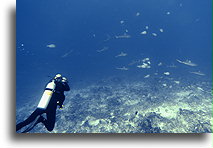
176,59 -> 197,66
167,64 -> 177,68
158,62 -> 163,66
97,47 -> 109,52
115,33 -> 131,39
174,81 -> 180,84
61,50 -> 73,58
166,11 -> 171,15
164,72 -> 170,75
141,31 -> 147,35
47,44 -> 56,48
162,84 -> 167,87
116,67 -> 129,71
137,63 -> 151,69
142,58 -> 150,62
120,20 -> 125,24
144,75 -> 150,78
115,52 -> 127,57
190,71 -> 205,76
152,33 -> 157,36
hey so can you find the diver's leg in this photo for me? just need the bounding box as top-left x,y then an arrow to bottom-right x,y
43,106 -> 57,132
16,108 -> 44,131
21,115 -> 45,133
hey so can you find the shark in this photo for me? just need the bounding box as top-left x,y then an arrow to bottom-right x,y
116,66 -> 129,71
176,59 -> 197,66
46,44 -> 56,48
190,71 -> 205,76
97,47 -> 109,53
115,33 -> 131,39
115,52 -> 127,57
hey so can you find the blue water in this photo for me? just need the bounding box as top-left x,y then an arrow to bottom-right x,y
17,0 -> 211,111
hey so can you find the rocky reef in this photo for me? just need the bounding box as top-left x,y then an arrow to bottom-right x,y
16,76 -> 212,133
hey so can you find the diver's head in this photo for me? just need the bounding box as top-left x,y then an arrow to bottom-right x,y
54,74 -> 62,82
55,74 -> 62,78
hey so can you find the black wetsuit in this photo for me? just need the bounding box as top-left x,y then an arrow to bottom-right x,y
16,79 -> 70,132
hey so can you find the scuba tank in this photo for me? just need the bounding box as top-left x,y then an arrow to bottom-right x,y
37,80 -> 56,109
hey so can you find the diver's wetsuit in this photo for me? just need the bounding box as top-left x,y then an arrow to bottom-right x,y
16,79 -> 70,132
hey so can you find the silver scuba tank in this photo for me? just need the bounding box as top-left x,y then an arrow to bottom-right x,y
37,80 -> 56,109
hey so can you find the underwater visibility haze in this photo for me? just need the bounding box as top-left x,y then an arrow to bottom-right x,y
16,0 -> 212,133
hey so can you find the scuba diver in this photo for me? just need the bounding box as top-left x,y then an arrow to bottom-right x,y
16,74 -> 70,133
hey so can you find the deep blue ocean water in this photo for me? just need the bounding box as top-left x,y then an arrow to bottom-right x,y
16,0 -> 212,132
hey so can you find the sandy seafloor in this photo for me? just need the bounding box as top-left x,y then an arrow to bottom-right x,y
16,74 -> 212,133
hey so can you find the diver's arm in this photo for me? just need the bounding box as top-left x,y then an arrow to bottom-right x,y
62,82 -> 70,91
57,95 -> 65,108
